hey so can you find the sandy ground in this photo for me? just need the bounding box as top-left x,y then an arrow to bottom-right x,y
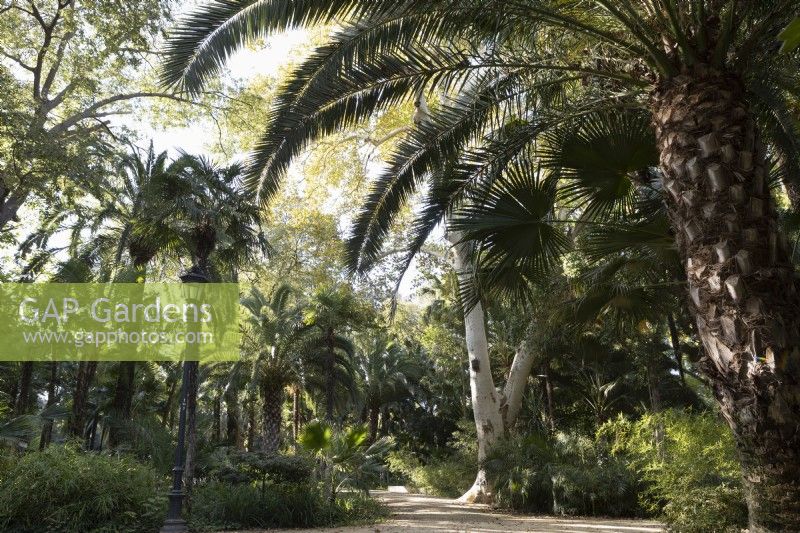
234,490 -> 665,533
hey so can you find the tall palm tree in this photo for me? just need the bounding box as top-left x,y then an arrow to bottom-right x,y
151,153 -> 264,490
163,2 -> 800,527
301,285 -> 368,422
241,285 -> 304,453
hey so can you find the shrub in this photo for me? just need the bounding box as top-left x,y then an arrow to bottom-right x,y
0,445 -> 166,533
205,449 -> 314,487
188,481 -> 387,531
385,421 -> 477,497
299,422 -> 393,499
386,449 -> 475,497
599,409 -> 748,532
486,432 -> 642,517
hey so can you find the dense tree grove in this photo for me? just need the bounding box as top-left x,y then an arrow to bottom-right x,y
1,2 -> 800,532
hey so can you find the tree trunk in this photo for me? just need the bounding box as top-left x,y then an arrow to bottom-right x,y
543,361 -> 556,432
69,361 -> 97,438
500,334 -> 536,430
212,394 -> 221,442
246,400 -> 257,451
108,362 -> 136,447
646,357 -> 663,414
0,188 -> 27,233
161,369 -> 177,427
184,361 -> 198,500
260,383 -> 284,454
653,66 -> 800,532
39,362 -> 58,450
292,386 -> 300,443
368,404 -> 380,442
448,234 -> 504,504
225,386 -> 242,449
667,313 -> 685,384
325,327 -> 336,422
14,362 -> 34,416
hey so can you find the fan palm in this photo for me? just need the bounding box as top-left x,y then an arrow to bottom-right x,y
163,2 -> 800,527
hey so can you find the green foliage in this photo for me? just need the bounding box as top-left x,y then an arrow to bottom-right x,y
0,446 -> 165,533
599,410 -> 747,532
486,432 -> 642,517
207,449 -> 314,487
386,422 -> 477,497
386,449 -> 475,498
188,481 -> 387,531
299,421 -> 392,499
779,18 -> 800,53
299,420 -> 334,452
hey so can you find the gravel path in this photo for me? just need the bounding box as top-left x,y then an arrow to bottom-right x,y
244,490 -> 665,533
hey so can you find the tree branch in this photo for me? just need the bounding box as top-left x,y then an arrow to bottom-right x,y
41,30 -> 74,100
0,48 -> 35,71
49,92 -> 196,134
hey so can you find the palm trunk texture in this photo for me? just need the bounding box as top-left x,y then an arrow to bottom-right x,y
653,65 -> 800,531
261,385 -> 284,454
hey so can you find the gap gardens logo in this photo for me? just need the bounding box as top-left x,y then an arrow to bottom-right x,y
0,283 -> 240,362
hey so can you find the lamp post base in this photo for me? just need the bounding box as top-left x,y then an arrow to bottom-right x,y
160,518 -> 188,533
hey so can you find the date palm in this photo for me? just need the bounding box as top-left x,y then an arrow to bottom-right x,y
163,2 -> 800,527
300,286 -> 366,422
241,284 -> 304,453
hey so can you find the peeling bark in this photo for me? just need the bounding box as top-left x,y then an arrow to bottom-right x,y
653,65 -> 800,531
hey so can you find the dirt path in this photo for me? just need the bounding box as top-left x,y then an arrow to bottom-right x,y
251,490 -> 665,532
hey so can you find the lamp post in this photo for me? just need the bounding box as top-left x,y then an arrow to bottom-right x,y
161,266 -> 209,533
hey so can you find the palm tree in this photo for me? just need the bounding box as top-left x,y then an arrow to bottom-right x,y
151,153 -> 264,491
301,285 -> 368,422
163,3 -> 800,527
241,285 -> 304,454
357,336 -> 420,442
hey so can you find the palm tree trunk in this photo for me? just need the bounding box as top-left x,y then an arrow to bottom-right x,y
69,361 -> 97,438
325,327 -> 336,422
292,386 -> 300,443
14,362 -> 33,416
213,394 -> 221,442
39,362 -> 58,450
225,386 -> 242,449
261,385 -> 284,454
653,66 -> 800,531
109,361 -> 136,447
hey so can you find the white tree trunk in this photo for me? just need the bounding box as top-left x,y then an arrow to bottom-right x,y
448,233 -> 505,503
501,333 -> 536,429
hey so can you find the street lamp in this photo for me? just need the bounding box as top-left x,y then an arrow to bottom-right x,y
161,266 -> 209,533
